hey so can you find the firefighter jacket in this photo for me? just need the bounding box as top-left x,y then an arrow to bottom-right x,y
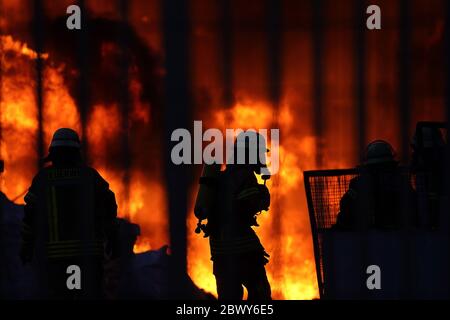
208,165 -> 270,259
21,165 -> 118,262
335,166 -> 417,230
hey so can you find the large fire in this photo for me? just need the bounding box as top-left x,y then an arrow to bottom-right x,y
1,35 -> 318,299
1,0 -> 447,300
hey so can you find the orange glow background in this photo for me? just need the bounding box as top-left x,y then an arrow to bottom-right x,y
0,0 -> 447,299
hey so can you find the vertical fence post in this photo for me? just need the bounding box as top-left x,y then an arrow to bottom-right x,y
266,0 -> 283,281
354,0 -> 366,162
76,0 -> 89,163
313,0 -> 324,169
398,0 -> 413,298
33,0 -> 45,169
353,0 -> 371,299
75,0 -> 95,298
118,0 -> 131,220
220,0 -> 233,109
399,0 -> 411,164
32,0 -> 48,297
162,0 -> 191,299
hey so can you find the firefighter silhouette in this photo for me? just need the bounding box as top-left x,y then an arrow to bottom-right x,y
410,124 -> 447,229
335,140 -> 417,230
21,128 -> 118,299
194,131 -> 272,300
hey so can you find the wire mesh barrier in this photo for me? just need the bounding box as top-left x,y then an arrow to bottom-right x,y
307,169 -> 359,231
304,169 -> 358,299
304,167 -> 450,299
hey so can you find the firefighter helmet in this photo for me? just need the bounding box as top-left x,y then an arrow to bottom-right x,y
411,126 -> 445,150
234,131 -> 269,152
364,140 -> 396,165
233,131 -> 270,175
49,128 -> 81,149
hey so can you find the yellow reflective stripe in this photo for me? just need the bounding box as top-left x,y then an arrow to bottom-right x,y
47,243 -> 102,249
210,236 -> 258,242
210,238 -> 260,246
48,251 -> 103,259
211,243 -> 263,254
47,246 -> 103,255
211,241 -> 260,248
47,247 -> 103,252
47,242 -> 102,247
47,250 -> 103,256
238,187 -> 259,196
47,240 -> 81,245
237,192 -> 259,200
46,239 -> 103,245
47,246 -> 103,252
236,187 -> 260,200
46,241 -> 103,254
48,168 -> 81,181
47,247 -> 102,254
47,240 -> 90,244
212,246 -> 261,253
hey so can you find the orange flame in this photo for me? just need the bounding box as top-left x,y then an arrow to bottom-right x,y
1,35 -> 77,201
0,35 -> 165,254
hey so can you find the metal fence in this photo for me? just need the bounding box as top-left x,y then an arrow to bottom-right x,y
304,165 -> 449,299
